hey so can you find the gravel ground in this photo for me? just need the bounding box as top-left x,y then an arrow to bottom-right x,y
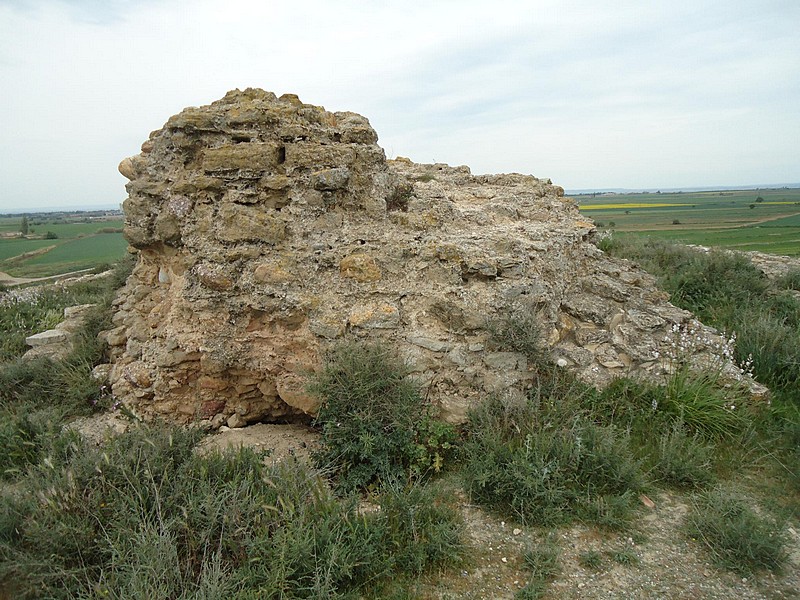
424,489 -> 799,599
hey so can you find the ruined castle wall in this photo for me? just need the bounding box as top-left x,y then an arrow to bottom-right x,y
103,89 -> 760,427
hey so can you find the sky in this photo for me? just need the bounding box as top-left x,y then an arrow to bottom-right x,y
1,0 -> 798,211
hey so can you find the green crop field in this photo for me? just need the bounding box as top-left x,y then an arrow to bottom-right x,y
0,215 -> 127,278
17,234 -> 130,277
0,239 -> 59,262
577,187 -> 800,256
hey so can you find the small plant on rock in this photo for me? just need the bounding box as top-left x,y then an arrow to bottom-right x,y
488,311 -> 547,368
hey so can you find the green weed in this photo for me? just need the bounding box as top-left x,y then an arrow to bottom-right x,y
578,550 -> 603,569
653,422 -> 715,488
685,485 -> 788,575
611,546 -> 640,566
516,537 -> 560,599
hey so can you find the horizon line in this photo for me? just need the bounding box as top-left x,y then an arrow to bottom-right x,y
3,182 -> 800,215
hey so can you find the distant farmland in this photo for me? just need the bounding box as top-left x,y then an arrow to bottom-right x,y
577,187 -> 800,256
0,215 -> 127,278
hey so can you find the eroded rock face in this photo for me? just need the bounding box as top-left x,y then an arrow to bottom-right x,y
105,89 -> 757,425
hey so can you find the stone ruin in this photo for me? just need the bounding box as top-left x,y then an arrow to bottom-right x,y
102,88 -> 760,427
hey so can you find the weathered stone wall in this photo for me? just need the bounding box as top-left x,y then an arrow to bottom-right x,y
103,89 -> 758,427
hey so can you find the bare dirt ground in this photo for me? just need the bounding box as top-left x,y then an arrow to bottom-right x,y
423,490 -> 799,599
196,422 -> 319,463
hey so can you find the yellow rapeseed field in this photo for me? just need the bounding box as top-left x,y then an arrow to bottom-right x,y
580,203 -> 691,210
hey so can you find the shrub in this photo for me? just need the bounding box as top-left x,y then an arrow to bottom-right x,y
777,268 -> 800,291
0,423 -> 464,599
461,382 -> 644,527
685,486 -> 788,575
310,342 -> 456,493
735,309 -> 800,403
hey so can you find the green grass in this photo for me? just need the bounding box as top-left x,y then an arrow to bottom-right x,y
622,227 -> 800,256
652,423 -> 715,489
0,238 -> 59,262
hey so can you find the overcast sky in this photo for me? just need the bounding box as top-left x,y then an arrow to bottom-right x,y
1,0 -> 798,211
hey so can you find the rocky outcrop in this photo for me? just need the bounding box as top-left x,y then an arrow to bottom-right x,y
104,89 -> 758,426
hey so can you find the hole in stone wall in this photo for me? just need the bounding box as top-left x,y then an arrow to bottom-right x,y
277,146 -> 286,164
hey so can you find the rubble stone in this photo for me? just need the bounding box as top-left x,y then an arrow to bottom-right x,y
104,89 -> 761,424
